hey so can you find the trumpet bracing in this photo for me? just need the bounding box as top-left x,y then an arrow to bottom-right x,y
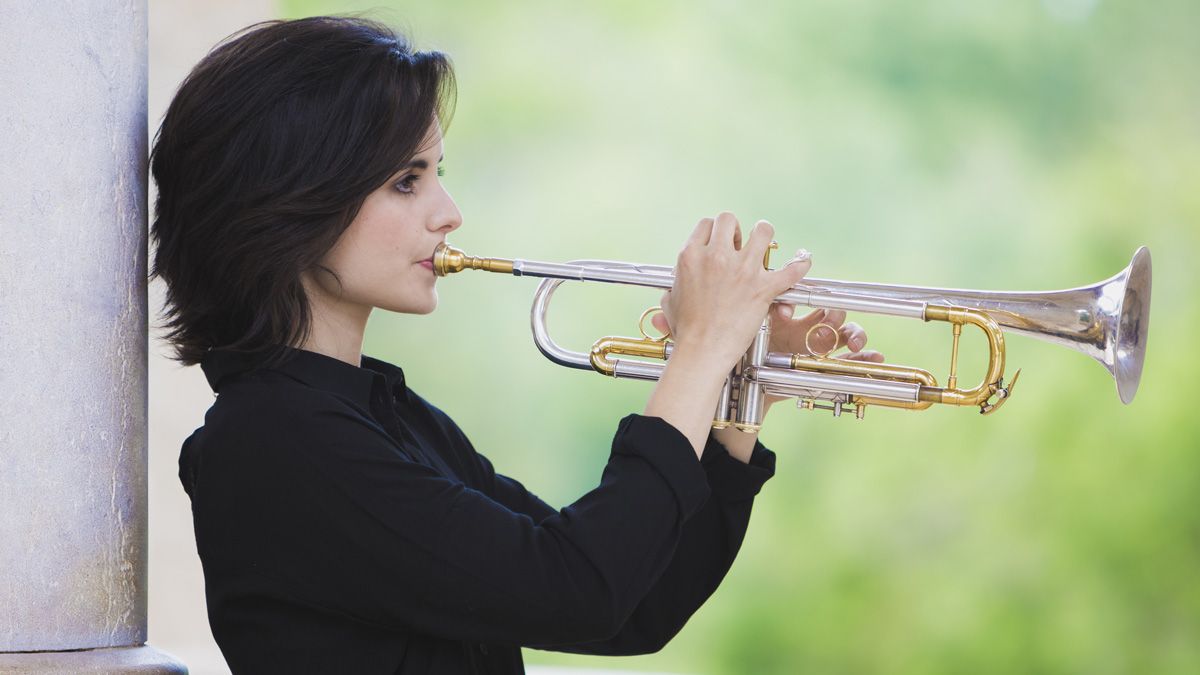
434,243 -> 1151,430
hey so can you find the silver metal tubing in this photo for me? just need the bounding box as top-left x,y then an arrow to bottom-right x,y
735,319 -> 772,431
791,246 -> 1152,403
714,374 -> 734,427
516,258 -> 931,319
530,278 -> 593,371
612,360 -> 668,381
750,366 -> 923,403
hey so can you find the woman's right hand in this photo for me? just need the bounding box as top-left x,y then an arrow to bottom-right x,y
642,212 -> 812,457
666,211 -> 812,371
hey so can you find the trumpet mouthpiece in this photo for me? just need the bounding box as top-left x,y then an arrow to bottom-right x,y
432,243 -> 515,277
432,243 -> 466,276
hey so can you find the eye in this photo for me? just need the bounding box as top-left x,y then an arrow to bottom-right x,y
394,174 -> 418,195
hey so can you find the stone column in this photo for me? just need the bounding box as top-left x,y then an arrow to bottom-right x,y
0,2 -> 186,672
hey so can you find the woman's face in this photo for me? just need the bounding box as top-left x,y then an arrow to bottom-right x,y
308,124 -> 461,316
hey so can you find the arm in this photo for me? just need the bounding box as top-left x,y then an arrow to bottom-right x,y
427,401 -> 774,655
537,431 -> 775,655
200,404 -> 712,648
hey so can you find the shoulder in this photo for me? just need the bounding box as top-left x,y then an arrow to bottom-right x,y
209,371 -> 355,430
188,371 -> 391,468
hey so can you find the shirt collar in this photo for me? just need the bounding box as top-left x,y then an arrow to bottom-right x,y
200,344 -> 409,407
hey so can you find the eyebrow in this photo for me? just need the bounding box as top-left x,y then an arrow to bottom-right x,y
403,155 -> 445,170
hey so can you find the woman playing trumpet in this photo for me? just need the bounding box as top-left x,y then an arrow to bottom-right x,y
152,16 -> 881,674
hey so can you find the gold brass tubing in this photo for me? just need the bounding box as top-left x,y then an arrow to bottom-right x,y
589,336 -> 669,377
921,305 -> 1006,407
854,395 -> 935,411
789,355 -> 938,387
948,323 -> 963,390
763,241 -> 779,270
433,245 -> 515,276
791,356 -> 938,411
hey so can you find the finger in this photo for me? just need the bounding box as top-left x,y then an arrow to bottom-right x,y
651,312 -> 670,334
819,309 -> 847,331
768,302 -> 794,333
808,323 -> 840,354
653,291 -> 674,332
836,350 -> 885,363
710,211 -> 740,250
686,217 -> 715,247
744,219 -> 775,265
795,308 -> 826,327
839,321 -> 867,352
770,307 -> 825,355
765,247 -> 813,298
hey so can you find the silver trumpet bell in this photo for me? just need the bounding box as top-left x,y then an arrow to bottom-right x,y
795,246 -> 1153,405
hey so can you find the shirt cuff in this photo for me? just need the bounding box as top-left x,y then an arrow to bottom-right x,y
612,414 -> 711,519
699,433 -> 776,502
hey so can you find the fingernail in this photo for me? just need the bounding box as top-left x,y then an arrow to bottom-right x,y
779,304 -> 794,318
793,248 -> 812,262
850,337 -> 863,351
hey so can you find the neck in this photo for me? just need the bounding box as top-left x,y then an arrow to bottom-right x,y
297,278 -> 372,367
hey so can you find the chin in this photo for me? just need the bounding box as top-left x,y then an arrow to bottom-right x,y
390,291 -> 438,315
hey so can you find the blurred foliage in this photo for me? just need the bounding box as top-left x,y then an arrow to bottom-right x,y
283,1 -> 1198,672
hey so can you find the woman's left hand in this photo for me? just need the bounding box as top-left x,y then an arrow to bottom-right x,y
758,302 -> 884,406
650,297 -> 885,409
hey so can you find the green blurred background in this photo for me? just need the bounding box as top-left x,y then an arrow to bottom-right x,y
284,1 -> 1197,672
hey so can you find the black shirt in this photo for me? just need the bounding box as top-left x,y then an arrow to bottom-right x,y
181,344 -> 775,674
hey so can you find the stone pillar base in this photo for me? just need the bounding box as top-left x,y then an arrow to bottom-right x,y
0,645 -> 188,674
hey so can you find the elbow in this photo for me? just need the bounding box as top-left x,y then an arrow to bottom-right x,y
555,601 -> 626,644
555,599 -> 678,655
539,587 -> 631,646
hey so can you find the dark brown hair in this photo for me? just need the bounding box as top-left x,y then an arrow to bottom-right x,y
150,16 -> 455,367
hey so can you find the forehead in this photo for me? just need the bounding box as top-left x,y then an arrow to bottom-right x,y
417,120 -> 443,153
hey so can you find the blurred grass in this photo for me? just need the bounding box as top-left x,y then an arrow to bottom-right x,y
283,1 -> 1199,672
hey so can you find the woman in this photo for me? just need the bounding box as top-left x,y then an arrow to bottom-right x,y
151,16 -> 881,674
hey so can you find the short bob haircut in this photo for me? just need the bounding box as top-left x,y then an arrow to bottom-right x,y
150,16 -> 455,368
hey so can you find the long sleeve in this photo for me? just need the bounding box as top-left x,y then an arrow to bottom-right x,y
187,346 -> 776,672
192,395 -> 714,649
463,422 -> 775,655
536,433 -> 776,655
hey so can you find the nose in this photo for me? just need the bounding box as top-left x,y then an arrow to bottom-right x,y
433,184 -> 462,234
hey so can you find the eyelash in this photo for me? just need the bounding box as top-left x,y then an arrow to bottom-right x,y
394,166 -> 445,195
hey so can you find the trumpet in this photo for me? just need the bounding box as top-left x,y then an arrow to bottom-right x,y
434,243 -> 1152,429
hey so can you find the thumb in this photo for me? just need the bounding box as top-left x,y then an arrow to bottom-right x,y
768,251 -> 812,295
